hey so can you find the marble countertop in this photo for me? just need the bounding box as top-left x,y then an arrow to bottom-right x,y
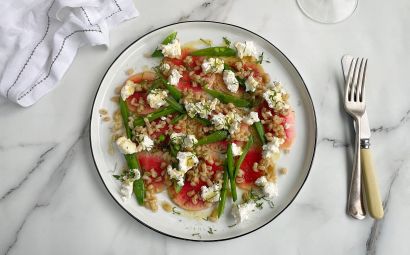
1,0 -> 409,254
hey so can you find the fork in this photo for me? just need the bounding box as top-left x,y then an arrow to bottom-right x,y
344,58 -> 368,220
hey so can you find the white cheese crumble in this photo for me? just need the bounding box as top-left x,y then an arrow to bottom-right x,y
211,111 -> 243,135
231,143 -> 242,156
170,132 -> 185,145
116,136 -> 138,154
254,176 -> 278,199
136,135 -> 154,152
183,135 -> 198,149
263,81 -> 290,112
242,111 -> 260,125
177,152 -> 199,172
231,201 -> 256,224
119,169 -> 141,202
159,39 -> 181,58
200,183 -> 221,202
170,133 -> 198,149
120,180 -> 133,202
167,165 -> 185,186
201,58 -> 224,74
160,62 -> 171,73
262,137 -> 284,159
168,68 -> 183,86
184,98 -> 219,119
245,75 -> 259,92
211,113 -> 226,130
234,41 -> 258,59
147,89 -> 168,109
223,70 -> 239,92
120,80 -> 136,100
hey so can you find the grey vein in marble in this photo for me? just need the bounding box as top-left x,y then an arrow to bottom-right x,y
177,0 -> 233,22
0,145 -> 56,201
3,125 -> 88,255
366,160 -> 404,255
371,109 -> 410,133
320,137 -> 350,148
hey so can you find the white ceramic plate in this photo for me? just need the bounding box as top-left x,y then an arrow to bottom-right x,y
90,21 -> 317,241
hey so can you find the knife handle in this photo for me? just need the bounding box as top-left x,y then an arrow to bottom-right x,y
361,148 -> 384,219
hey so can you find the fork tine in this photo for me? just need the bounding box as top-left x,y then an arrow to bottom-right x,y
345,58 -> 356,102
355,58 -> 365,102
350,58 -> 359,101
359,59 -> 368,102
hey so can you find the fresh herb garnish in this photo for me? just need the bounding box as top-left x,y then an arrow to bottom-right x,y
257,52 -> 264,64
200,38 -> 212,47
192,233 -> 201,238
223,37 -> 231,47
255,201 -> 263,210
112,174 -> 121,180
172,207 -> 181,215
236,76 -> 246,88
207,227 -> 216,234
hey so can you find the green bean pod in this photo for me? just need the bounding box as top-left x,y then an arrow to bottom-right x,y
133,107 -> 177,126
190,47 -> 237,57
171,113 -> 186,125
227,143 -> 237,201
119,98 -> 131,138
194,117 -> 212,126
234,136 -> 254,178
119,98 -> 145,205
133,178 -> 145,205
204,87 -> 251,108
165,83 -> 182,101
253,122 -> 266,144
196,130 -> 229,146
218,162 -> 229,217
165,97 -> 185,113
154,68 -> 182,101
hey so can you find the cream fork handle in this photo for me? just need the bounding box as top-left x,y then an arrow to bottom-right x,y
347,116 -> 366,219
361,148 -> 384,219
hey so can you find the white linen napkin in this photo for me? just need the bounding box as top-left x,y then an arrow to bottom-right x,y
0,0 -> 138,107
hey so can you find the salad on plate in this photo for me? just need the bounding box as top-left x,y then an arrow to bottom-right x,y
105,32 -> 295,225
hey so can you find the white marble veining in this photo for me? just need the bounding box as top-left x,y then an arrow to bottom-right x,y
1,0 -> 410,254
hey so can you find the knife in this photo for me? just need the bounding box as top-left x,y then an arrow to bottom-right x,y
342,55 -> 384,220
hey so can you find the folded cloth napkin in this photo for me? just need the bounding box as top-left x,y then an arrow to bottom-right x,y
0,0 -> 138,107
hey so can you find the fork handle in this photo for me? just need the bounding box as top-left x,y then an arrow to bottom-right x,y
347,117 -> 366,219
361,148 -> 384,219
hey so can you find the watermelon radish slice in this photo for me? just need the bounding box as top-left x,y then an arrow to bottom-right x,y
177,71 -> 202,92
256,101 -> 295,150
124,71 -> 156,114
281,110 -> 295,150
137,152 -> 167,193
236,147 -> 264,190
168,162 -> 223,211
126,92 -> 155,115
168,180 -> 210,211
149,119 -> 174,139
128,71 -> 155,83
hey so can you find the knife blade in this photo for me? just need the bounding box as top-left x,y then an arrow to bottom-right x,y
341,55 -> 371,142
